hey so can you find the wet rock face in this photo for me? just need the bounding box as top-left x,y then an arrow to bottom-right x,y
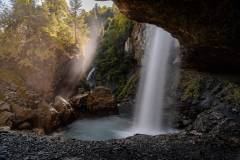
189,104 -> 240,147
124,23 -> 146,65
173,70 -> 240,137
70,94 -> 88,110
131,23 -> 146,65
35,102 -> 60,133
114,0 -> 240,71
87,87 -> 118,115
53,96 -> 73,125
71,87 -> 118,115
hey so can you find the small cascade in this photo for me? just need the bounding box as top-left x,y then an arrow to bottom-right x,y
132,25 -> 179,135
86,67 -> 96,90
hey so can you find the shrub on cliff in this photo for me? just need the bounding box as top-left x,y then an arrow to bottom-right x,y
95,9 -> 135,95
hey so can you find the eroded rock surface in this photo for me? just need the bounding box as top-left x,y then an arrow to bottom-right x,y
0,86 -> 118,134
71,86 -> 118,116
87,87 -> 118,114
114,0 -> 240,71
172,70 -> 240,145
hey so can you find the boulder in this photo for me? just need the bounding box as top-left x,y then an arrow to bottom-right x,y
211,119 -> 240,147
0,102 -> 11,113
0,100 -> 4,105
86,87 -> 118,115
17,122 -> 31,130
54,96 -> 71,108
35,102 -> 60,133
0,126 -> 11,132
70,93 -> 88,109
190,103 -> 240,147
11,104 -> 33,125
53,96 -> 73,124
0,111 -> 14,127
33,128 -> 45,136
192,109 -> 225,133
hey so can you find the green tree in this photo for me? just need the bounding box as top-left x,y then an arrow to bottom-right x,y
44,0 -> 68,18
95,9 -> 135,95
43,0 -> 74,47
69,0 -> 82,43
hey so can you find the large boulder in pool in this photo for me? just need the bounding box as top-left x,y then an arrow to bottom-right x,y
70,93 -> 89,109
34,101 -> 60,133
53,96 -> 74,125
86,86 -> 118,115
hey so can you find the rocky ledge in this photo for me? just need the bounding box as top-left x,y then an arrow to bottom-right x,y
0,86 -> 117,134
113,0 -> 240,71
0,129 -> 239,160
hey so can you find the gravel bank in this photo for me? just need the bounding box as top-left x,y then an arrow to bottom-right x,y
0,130 -> 239,160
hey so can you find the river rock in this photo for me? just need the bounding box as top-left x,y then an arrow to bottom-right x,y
0,102 -> 11,113
191,103 -> 240,146
192,109 -> 225,133
86,86 -> 118,115
11,104 -> 33,124
17,122 -> 31,130
35,102 -> 60,133
0,126 -> 10,132
0,100 -> 4,105
0,111 -> 14,127
53,96 -> 73,124
70,93 -> 88,109
33,128 -> 45,136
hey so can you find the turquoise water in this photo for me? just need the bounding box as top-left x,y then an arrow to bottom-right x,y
63,112 -> 133,141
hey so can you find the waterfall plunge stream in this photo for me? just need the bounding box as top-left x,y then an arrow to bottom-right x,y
132,25 -> 179,135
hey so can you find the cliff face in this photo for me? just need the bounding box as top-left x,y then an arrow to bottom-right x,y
130,23 -> 146,65
114,0 -> 240,72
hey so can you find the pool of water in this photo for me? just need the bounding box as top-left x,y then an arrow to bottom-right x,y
63,112 -> 133,141
62,105 -> 178,141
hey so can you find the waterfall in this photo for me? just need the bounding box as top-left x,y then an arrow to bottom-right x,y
86,67 -> 96,90
64,24 -> 180,140
132,25 -> 179,135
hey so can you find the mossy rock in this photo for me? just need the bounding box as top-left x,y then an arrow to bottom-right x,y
180,70 -> 202,101
0,68 -> 25,87
0,93 -> 5,101
222,82 -> 240,109
118,72 -> 140,99
179,70 -> 240,111
0,68 -> 29,104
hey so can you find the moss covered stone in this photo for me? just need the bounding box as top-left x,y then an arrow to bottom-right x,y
118,72 -> 140,99
180,70 -> 202,101
0,68 -> 25,87
222,83 -> 240,108
178,70 -> 240,111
